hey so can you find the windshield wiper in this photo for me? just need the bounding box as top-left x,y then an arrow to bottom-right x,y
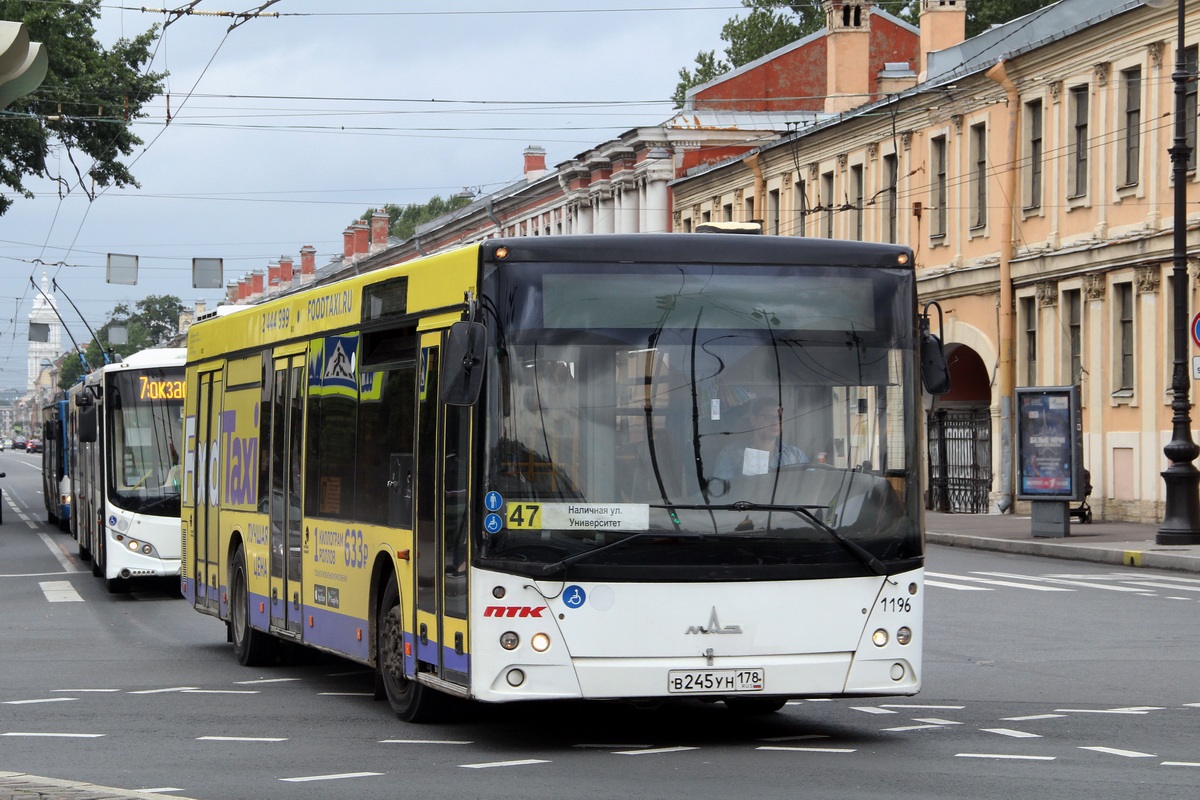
654,500 -> 888,576
537,530 -> 704,576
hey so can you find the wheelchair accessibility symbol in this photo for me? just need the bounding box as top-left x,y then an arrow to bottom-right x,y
484,513 -> 504,534
563,585 -> 586,609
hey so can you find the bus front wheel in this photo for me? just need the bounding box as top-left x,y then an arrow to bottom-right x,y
377,573 -> 439,722
231,545 -> 276,667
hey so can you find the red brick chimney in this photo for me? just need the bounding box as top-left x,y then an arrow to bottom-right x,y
250,270 -> 264,301
237,278 -> 249,303
267,261 -> 281,295
279,255 -> 294,288
524,145 -> 547,182
353,220 -> 370,257
343,226 -> 356,261
370,209 -> 390,253
226,283 -> 238,304
300,245 -> 316,285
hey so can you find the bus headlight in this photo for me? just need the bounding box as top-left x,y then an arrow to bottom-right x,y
871,628 -> 889,647
127,539 -> 140,551
530,633 -> 551,652
896,627 -> 912,645
499,632 -> 519,650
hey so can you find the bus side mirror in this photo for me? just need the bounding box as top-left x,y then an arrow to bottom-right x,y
74,391 -> 93,408
920,301 -> 951,396
78,404 -> 98,443
441,321 -> 487,406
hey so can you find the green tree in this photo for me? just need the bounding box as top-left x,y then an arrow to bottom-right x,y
0,0 -> 166,215
57,295 -> 183,389
356,194 -> 472,242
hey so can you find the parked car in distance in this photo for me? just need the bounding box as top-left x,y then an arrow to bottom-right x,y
13,437 -> 27,451
25,438 -> 42,453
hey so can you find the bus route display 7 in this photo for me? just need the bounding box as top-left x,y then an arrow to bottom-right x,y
182,233 -> 946,721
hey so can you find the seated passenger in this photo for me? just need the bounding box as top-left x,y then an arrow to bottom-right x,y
713,398 -> 808,482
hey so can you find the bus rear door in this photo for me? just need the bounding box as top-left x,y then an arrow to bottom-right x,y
414,333 -> 472,689
268,353 -> 306,637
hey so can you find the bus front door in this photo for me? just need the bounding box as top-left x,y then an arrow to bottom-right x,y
268,354 -> 305,637
414,336 -> 472,689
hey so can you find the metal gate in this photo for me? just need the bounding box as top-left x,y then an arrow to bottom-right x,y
927,408 -> 993,513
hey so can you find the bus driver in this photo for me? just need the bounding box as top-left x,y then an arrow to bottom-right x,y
712,397 -> 808,484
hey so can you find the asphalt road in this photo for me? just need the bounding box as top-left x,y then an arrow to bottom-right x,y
1,448 -> 1198,799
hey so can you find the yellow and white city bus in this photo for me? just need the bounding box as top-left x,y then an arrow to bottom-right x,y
182,234 -> 948,720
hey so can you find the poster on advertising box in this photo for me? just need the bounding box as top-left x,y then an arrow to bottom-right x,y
1016,386 -> 1083,501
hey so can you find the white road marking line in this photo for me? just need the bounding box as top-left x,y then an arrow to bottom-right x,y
1,732 -> 104,738
1162,761 -> 1200,767
956,753 -> 1055,761
128,687 -> 198,694
0,571 -> 76,578
926,579 -> 991,591
757,746 -> 856,753
235,678 -> 300,684
1055,707 -> 1159,715
982,728 -> 1042,738
913,718 -> 961,725
1081,746 -> 1157,758
1123,581 -> 1200,593
197,736 -> 287,742
318,692 -> 372,697
851,707 -> 896,714
882,725 -> 944,732
181,690 -> 259,695
380,739 -> 473,745
459,760 -> 551,769
51,689 -> 119,693
1003,714 -> 1066,721
138,788 -> 184,794
926,572 -> 1072,591
881,704 -> 965,709
572,744 -> 652,749
36,533 -> 77,573
280,772 -> 384,782
1184,703 -> 1200,708
759,735 -> 830,742
3,698 -> 76,705
613,746 -> 699,756
973,572 -> 1148,592
39,581 -> 82,603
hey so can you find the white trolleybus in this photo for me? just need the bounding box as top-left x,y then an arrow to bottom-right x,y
182,234 -> 949,720
70,347 -> 187,593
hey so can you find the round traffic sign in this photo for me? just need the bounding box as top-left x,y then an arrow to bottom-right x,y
1193,312 -> 1200,349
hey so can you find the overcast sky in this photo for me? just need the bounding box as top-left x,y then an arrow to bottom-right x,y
0,0 -> 737,391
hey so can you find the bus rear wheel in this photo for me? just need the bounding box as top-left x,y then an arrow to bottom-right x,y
377,573 -> 439,722
231,545 -> 276,667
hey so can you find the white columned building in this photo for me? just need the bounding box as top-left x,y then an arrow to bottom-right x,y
27,272 -> 61,391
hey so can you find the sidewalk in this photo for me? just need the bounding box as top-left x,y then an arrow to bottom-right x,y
926,510 -> 1200,573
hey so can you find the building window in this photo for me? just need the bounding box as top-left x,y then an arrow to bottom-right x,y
931,135 -> 947,238
794,179 -> 808,237
1117,283 -> 1134,391
821,171 -> 834,238
1120,66 -> 1141,186
850,164 -> 863,241
883,153 -> 898,243
969,123 -> 987,229
744,195 -> 755,224
701,210 -> 711,223
1065,289 -> 1082,385
767,188 -> 780,235
1022,296 -> 1037,385
1024,99 -> 1043,210
1069,85 -> 1089,198
722,203 -> 733,222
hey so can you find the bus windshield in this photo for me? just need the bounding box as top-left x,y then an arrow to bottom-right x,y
106,368 -> 185,516
480,261 -> 923,579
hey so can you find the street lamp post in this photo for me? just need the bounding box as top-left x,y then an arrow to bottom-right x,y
1151,0 -> 1200,544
